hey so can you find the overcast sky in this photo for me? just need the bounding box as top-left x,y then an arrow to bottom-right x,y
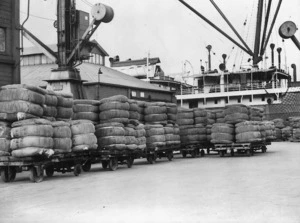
21,0 -> 300,78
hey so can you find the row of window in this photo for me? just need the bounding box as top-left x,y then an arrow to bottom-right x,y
131,91 -> 145,98
0,27 -> 6,53
189,96 -> 277,108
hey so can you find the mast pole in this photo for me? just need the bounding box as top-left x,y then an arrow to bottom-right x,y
209,0 -> 253,55
253,0 -> 264,66
178,0 -> 253,57
262,0 -> 283,55
260,0 -> 272,56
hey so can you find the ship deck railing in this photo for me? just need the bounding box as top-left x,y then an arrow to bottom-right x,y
179,82 -> 284,95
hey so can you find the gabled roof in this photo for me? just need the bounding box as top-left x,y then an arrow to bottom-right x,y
111,57 -> 161,68
22,39 -> 109,57
21,63 -> 170,92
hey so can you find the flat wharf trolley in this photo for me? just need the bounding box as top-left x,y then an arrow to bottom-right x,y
180,142 -> 214,158
134,145 -> 179,164
0,149 -> 136,183
213,141 -> 270,157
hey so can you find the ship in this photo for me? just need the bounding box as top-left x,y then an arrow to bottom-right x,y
174,0 -> 300,120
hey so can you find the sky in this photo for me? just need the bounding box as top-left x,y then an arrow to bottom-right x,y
20,0 -> 300,79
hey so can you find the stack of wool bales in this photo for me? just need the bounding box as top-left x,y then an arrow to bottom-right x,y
166,103 -> 178,125
128,100 -> 140,125
136,101 -> 145,124
56,92 -> 74,121
69,120 -> 97,151
235,121 -> 263,143
273,118 -> 286,141
144,102 -> 167,125
289,117 -> 300,142
249,107 -> 265,121
51,121 -> 72,154
282,126 -> 293,141
207,111 -> 216,125
194,108 -> 207,126
135,124 -> 146,150
211,123 -> 235,144
144,102 -> 168,148
0,84 -> 45,121
164,124 -> 180,146
215,110 -> 225,123
73,100 -> 100,123
0,121 -> 11,156
96,123 -> 127,150
224,104 -> 249,124
124,124 -> 139,150
10,119 -> 54,158
145,124 -> 166,148
178,108 -> 204,146
99,95 -> 129,125
43,89 -> 58,121
260,121 -> 276,141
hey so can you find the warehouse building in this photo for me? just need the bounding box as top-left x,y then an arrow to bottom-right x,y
20,42 -> 175,102
0,0 -> 20,86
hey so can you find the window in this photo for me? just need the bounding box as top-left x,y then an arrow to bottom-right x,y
140,92 -> 145,97
189,100 -> 198,108
262,96 -> 265,101
131,91 -> 136,97
237,98 -> 241,103
214,99 -> 218,104
0,28 -> 6,52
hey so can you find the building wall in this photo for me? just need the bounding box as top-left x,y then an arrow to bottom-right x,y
0,0 -> 20,86
84,83 -> 175,102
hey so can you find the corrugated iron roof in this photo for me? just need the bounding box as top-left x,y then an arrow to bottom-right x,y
21,63 -> 170,92
22,39 -> 109,57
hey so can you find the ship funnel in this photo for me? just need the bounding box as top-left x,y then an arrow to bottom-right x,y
291,64 -> 297,82
206,45 -> 212,71
277,47 -> 282,70
270,43 -> 275,68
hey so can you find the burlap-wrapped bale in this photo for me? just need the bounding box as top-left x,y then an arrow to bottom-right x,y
282,126 -> 293,141
177,108 -> 194,126
166,103 -> 178,124
0,84 -> 46,121
194,108 -> 207,125
144,102 -> 167,125
260,121 -> 276,141
235,121 -> 262,143
128,100 -> 140,124
69,120 -> 97,151
10,118 -> 54,158
0,121 -> 12,156
51,121 -> 72,154
145,124 -> 166,148
73,99 -> 100,123
56,92 -> 74,121
224,104 -> 249,124
249,107 -> 265,121
43,89 -> 58,121
211,123 -> 234,144
99,95 -> 130,124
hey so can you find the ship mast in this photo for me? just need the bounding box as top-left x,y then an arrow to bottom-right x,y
178,0 -> 283,68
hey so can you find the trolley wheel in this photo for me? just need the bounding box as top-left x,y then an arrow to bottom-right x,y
29,166 -> 44,183
127,157 -> 134,168
261,146 -> 267,153
45,166 -> 54,177
200,149 -> 205,157
219,150 -> 225,157
191,150 -> 196,158
147,155 -> 155,164
246,149 -> 251,157
167,152 -> 173,161
1,166 -> 17,183
102,160 -> 109,169
73,164 -> 82,176
182,151 -> 187,158
82,160 -> 92,172
207,148 -> 210,154
230,149 -> 234,157
109,158 -> 118,171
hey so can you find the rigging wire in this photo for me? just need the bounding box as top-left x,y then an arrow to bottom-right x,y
20,11 -> 55,21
